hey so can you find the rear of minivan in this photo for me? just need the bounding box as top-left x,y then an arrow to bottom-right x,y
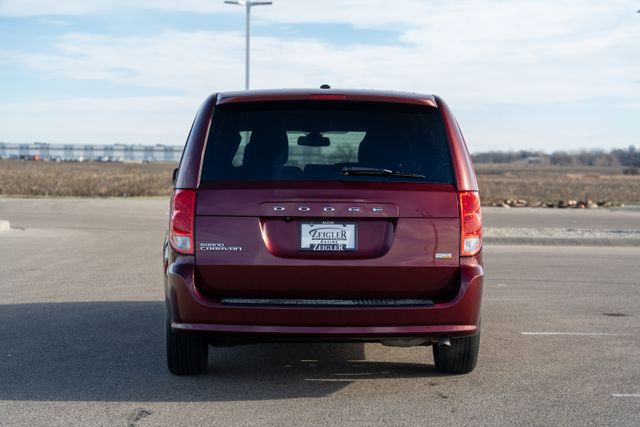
164,89 -> 483,376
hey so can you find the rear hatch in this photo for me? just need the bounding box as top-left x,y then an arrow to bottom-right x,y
194,100 -> 460,301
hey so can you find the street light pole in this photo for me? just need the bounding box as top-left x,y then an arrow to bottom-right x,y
224,0 -> 273,90
245,4 -> 250,90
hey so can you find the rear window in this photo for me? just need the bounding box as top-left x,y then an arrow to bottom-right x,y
201,101 -> 453,184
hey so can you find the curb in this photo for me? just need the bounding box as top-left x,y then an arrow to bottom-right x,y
484,236 -> 640,247
0,220 -> 10,232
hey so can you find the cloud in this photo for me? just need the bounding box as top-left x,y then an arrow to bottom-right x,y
1,31 -> 246,92
0,0 -> 638,148
3,0 -> 638,103
3,0 -> 637,30
2,13 -> 638,105
0,0 -> 226,17
0,96 -> 198,144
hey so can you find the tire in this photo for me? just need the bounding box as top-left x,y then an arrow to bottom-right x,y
432,331 -> 480,374
166,314 -> 208,375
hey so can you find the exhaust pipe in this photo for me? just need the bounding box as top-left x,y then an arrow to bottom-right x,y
381,338 -> 429,347
437,338 -> 451,349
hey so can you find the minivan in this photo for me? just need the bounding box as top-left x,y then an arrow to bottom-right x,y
163,88 -> 483,375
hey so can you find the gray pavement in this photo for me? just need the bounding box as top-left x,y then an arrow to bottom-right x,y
483,206 -> 640,230
0,198 -> 639,426
482,207 -> 640,246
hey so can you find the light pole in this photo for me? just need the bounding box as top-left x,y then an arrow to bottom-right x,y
224,0 -> 273,90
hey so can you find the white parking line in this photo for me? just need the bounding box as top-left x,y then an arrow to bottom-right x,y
612,394 -> 640,398
335,372 -> 373,376
521,332 -> 631,336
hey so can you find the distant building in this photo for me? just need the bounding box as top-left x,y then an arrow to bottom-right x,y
0,142 -> 182,162
519,155 -> 551,165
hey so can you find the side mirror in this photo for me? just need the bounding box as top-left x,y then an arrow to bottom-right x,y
172,168 -> 179,185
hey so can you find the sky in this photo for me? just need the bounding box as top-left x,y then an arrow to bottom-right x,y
0,0 -> 638,153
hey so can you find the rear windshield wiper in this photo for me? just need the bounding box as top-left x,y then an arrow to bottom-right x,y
341,166 -> 425,179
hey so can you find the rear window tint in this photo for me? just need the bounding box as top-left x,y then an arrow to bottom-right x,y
201,101 -> 453,184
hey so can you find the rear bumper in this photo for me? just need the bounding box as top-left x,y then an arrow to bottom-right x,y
172,323 -> 477,339
165,255 -> 483,339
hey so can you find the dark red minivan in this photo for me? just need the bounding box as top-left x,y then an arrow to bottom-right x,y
164,88 -> 483,375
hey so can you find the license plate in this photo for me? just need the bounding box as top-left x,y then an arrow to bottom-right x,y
300,222 -> 357,251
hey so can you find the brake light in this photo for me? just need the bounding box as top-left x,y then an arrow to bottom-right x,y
309,94 -> 347,100
169,189 -> 196,254
459,191 -> 482,256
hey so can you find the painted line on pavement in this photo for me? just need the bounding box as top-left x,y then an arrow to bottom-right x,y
521,332 -> 630,336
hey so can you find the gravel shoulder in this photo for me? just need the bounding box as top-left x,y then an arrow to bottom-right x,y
482,207 -> 640,246
484,226 -> 640,246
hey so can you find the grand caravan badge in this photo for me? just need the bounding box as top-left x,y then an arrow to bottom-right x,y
300,222 -> 357,251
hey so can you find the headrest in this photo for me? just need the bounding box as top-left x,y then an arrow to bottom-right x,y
243,128 -> 289,167
358,128 -> 412,169
217,130 -> 242,164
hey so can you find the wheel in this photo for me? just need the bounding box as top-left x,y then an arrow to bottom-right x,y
432,331 -> 480,374
165,313 -> 208,375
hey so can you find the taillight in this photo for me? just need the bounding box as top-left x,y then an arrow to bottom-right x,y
169,189 -> 196,255
459,191 -> 482,256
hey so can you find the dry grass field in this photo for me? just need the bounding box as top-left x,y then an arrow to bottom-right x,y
1,160 -> 639,205
0,160 -> 175,197
476,164 -> 640,206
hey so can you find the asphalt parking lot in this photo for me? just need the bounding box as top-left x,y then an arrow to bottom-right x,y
0,198 -> 639,426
